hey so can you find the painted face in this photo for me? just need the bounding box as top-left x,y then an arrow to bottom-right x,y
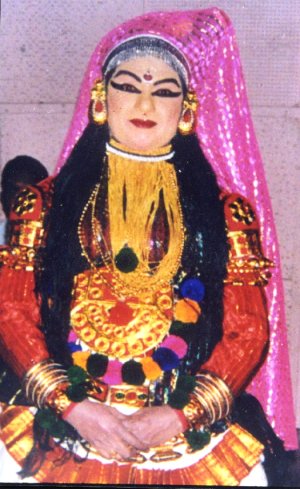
106,56 -> 184,152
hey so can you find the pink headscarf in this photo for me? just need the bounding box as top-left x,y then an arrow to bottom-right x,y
55,8 -> 297,449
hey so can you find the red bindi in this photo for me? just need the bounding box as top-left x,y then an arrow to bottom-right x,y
143,72 -> 153,81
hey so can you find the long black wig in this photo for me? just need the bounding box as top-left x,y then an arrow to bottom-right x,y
36,122 -> 229,374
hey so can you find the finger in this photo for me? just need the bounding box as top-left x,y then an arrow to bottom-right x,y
102,432 -> 136,460
118,424 -> 147,450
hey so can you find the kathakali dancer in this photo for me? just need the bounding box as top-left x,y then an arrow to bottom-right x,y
0,7 -> 295,485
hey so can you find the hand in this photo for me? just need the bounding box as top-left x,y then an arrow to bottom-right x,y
121,405 -> 183,449
64,399 -> 145,460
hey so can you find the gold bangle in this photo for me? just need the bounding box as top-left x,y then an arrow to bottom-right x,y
36,375 -> 70,408
183,397 -> 206,429
25,362 -> 65,396
199,372 -> 233,414
195,382 -> 222,421
24,360 -> 69,410
195,372 -> 233,420
201,376 -> 232,417
30,371 -> 68,406
193,385 -> 217,424
183,372 -> 234,430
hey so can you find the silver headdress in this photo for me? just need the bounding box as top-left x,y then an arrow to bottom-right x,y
102,35 -> 190,89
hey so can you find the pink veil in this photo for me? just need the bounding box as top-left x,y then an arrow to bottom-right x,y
55,8 -> 297,449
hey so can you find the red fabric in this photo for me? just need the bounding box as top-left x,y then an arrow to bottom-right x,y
198,194 -> 269,395
201,284 -> 269,395
0,267 -> 49,378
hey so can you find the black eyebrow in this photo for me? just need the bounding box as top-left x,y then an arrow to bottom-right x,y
153,78 -> 181,88
113,70 -> 142,83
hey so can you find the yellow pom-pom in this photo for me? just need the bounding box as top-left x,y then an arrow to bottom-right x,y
72,351 -> 90,370
174,298 -> 201,323
140,356 -> 162,380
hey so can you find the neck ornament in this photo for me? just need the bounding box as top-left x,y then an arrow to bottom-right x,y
106,139 -> 175,163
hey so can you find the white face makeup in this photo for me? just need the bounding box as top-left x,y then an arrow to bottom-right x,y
106,56 -> 184,152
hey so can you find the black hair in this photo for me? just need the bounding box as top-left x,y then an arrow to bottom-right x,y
37,122 -> 228,373
1,155 -> 48,217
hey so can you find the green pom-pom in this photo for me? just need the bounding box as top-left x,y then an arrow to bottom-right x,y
114,246 -> 138,273
48,417 -> 68,438
35,408 -> 57,430
122,360 -> 146,385
67,365 -> 87,385
35,408 -> 67,438
87,353 -> 108,377
185,429 -> 211,451
66,383 -> 88,402
176,375 -> 196,393
168,388 -> 190,409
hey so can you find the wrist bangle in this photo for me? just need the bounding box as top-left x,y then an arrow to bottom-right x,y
181,372 -> 233,429
23,360 -> 71,414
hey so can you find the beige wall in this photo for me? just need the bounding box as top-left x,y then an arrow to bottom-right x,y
1,1 -> 300,424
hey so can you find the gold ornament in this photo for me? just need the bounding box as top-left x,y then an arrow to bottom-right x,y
178,91 -> 198,135
90,79 -> 107,125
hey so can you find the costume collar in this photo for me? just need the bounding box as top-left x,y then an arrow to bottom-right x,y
106,139 -> 174,163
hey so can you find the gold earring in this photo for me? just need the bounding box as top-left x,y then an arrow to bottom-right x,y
90,80 -> 107,125
178,91 -> 198,135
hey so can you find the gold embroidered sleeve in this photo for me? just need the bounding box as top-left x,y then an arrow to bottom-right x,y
223,194 -> 273,286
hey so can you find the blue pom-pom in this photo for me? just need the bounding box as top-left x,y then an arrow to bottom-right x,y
152,347 -> 180,371
180,278 -> 205,302
68,342 -> 82,353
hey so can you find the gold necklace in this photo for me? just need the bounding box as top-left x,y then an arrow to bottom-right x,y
78,147 -> 185,297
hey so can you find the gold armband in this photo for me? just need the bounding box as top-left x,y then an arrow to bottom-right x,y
225,228 -> 273,286
223,194 -> 273,286
183,371 -> 233,429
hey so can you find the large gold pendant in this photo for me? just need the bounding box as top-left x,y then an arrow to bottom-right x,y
70,268 -> 173,360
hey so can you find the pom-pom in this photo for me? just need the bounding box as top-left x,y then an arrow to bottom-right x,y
122,360 -> 146,385
160,335 -> 188,359
152,347 -> 180,371
114,246 -> 138,273
168,388 -> 190,409
176,375 -> 196,393
174,299 -> 201,324
36,408 -> 67,438
185,429 -> 211,450
180,278 -> 205,302
140,356 -> 162,380
66,384 -> 88,402
35,408 -> 57,430
67,365 -> 87,385
68,342 -> 82,353
68,330 -> 78,342
87,353 -> 108,377
72,350 -> 90,370
102,359 -> 123,385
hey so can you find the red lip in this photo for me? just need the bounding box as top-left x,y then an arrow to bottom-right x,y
130,119 -> 157,128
